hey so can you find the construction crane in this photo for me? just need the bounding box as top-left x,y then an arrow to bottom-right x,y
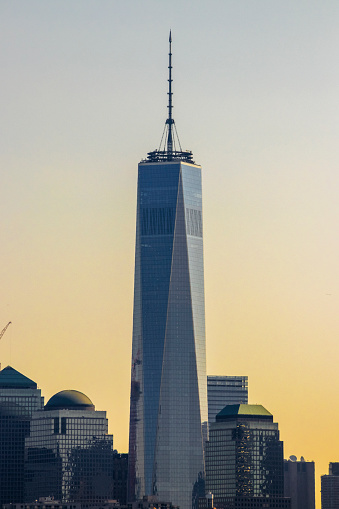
0,322 -> 11,341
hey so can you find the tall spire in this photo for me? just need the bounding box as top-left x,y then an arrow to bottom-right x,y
166,30 -> 173,154
144,31 -> 194,164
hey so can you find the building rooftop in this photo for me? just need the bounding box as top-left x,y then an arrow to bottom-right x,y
45,390 -> 95,411
0,366 -> 37,389
216,404 -> 273,421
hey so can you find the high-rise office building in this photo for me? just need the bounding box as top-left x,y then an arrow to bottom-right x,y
321,463 -> 339,509
25,390 -> 114,503
0,366 -> 44,505
284,457 -> 315,509
205,404 -> 290,509
128,34 -> 207,509
207,376 -> 248,426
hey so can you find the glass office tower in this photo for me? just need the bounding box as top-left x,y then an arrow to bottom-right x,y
0,366 -> 44,505
205,404 -> 290,509
207,376 -> 248,426
128,34 -> 207,509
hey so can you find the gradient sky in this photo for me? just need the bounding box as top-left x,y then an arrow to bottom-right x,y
1,1 -> 339,506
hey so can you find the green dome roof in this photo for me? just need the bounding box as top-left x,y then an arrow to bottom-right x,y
45,390 -> 95,411
216,404 -> 273,421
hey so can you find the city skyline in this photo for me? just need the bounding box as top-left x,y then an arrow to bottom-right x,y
1,3 -> 339,508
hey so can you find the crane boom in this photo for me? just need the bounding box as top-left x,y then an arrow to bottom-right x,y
0,322 -> 11,341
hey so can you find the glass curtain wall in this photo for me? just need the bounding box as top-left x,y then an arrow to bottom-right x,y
128,161 -> 207,509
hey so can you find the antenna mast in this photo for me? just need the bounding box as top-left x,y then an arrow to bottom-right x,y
166,30 -> 173,155
144,31 -> 194,164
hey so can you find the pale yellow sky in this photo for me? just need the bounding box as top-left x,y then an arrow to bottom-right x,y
1,2 -> 339,506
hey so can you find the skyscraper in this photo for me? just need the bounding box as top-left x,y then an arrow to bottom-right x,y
0,366 -> 43,505
25,390 -> 114,503
205,404 -> 290,509
284,457 -> 315,509
207,376 -> 248,426
128,33 -> 207,509
321,463 -> 339,509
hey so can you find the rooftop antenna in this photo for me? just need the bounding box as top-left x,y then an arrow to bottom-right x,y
145,32 -> 194,164
166,30 -> 174,155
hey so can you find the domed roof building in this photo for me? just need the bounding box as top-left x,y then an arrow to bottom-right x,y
25,388 -> 114,503
45,390 -> 95,411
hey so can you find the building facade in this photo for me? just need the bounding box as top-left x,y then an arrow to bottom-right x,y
0,366 -> 44,505
284,457 -> 315,509
113,452 -> 128,505
25,390 -> 114,503
128,34 -> 207,509
205,404 -> 290,509
132,496 -> 179,509
207,376 -> 248,426
321,463 -> 339,509
3,500 -> 81,509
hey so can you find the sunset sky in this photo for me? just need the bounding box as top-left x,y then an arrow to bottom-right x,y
1,2 -> 339,506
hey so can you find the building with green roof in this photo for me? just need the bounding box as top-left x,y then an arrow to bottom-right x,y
204,403 -> 290,509
216,403 -> 273,421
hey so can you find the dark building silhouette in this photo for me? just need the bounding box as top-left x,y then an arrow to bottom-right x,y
113,452 -> 128,505
205,404 -> 290,509
0,366 -> 43,505
284,457 -> 315,509
207,376 -> 248,426
3,501 -> 80,509
25,390 -> 114,503
132,496 -> 179,509
321,463 -> 339,509
330,463 -> 339,476
128,33 -> 207,509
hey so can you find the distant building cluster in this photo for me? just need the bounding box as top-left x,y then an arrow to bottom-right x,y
0,361 -> 327,509
0,365 -> 127,508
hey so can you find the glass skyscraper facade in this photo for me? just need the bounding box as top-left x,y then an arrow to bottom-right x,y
128,32 -> 207,509
128,159 -> 207,509
0,366 -> 44,505
207,376 -> 248,426
205,404 -> 290,509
